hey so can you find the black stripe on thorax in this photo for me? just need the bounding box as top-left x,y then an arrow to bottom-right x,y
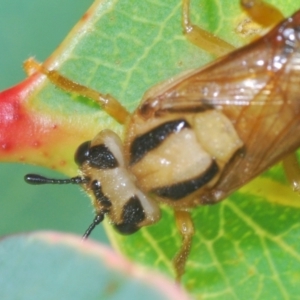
151,160 -> 219,200
129,119 -> 190,165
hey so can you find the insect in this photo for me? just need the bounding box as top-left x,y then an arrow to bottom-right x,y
24,0 -> 300,280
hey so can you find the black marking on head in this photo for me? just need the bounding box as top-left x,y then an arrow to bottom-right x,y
114,195 -> 145,235
91,180 -> 112,209
75,141 -> 91,166
152,160 -> 219,200
130,119 -> 190,165
75,141 -> 118,169
89,144 -> 119,169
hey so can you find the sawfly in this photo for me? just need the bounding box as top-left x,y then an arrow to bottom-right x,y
24,0 -> 300,279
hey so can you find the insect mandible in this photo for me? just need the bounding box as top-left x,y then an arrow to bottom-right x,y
24,0 -> 300,280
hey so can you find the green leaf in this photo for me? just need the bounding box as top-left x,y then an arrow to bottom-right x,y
1,0 -> 300,298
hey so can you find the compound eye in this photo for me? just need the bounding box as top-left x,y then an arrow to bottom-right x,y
114,223 -> 140,235
74,141 -> 91,166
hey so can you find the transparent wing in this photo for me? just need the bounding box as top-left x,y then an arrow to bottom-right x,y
137,12 -> 300,202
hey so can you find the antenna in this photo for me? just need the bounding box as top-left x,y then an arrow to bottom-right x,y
24,173 -> 104,239
24,174 -> 87,185
82,214 -> 105,239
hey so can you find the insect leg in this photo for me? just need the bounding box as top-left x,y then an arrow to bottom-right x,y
182,0 -> 235,56
173,209 -> 194,281
240,0 -> 283,27
23,58 -> 130,124
282,153 -> 300,193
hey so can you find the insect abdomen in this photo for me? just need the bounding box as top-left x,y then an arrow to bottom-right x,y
126,109 -> 243,207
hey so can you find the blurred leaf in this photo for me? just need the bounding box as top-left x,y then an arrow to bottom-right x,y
0,232 -> 190,300
1,0 -> 300,298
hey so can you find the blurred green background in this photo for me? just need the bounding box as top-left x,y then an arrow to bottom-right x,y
0,0 -> 109,244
